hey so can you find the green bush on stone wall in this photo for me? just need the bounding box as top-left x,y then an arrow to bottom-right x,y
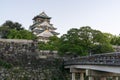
0,60 -> 12,69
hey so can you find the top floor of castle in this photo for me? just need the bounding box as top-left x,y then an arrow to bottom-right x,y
32,12 -> 51,24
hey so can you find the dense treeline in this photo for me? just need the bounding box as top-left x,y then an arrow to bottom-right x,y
0,20 -> 36,40
0,20 -> 120,56
39,27 -> 120,56
59,26 -> 114,55
38,26 -> 119,56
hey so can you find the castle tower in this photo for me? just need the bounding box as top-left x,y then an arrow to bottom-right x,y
29,12 -> 59,42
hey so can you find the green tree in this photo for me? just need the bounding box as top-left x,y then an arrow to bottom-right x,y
19,30 -> 36,40
103,33 -> 114,43
59,28 -> 86,55
59,26 -> 114,56
7,29 -> 18,39
7,29 -> 36,40
2,20 -> 24,30
110,35 -> 118,45
0,20 -> 36,40
110,34 -> 120,46
38,36 -> 60,50
0,26 -> 10,38
0,20 -> 24,38
48,36 -> 60,50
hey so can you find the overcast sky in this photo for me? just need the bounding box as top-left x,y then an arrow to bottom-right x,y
1,0 -> 120,36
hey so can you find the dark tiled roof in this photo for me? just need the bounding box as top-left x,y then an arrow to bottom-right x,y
50,31 -> 59,35
33,12 -> 51,20
33,29 -> 44,34
39,12 -> 50,18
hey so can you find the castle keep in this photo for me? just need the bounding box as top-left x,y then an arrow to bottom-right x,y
29,12 -> 59,42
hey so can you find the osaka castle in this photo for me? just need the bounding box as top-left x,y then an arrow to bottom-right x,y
29,12 -> 59,42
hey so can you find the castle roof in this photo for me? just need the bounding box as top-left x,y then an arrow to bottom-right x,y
40,21 -> 56,29
33,12 -> 51,20
40,21 -> 52,27
31,21 -> 56,30
37,30 -> 53,38
50,31 -> 60,35
33,29 -> 44,34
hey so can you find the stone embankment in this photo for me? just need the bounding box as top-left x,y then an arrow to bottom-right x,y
0,39 -> 70,80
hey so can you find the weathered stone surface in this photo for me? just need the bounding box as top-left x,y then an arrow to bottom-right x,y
0,39 -> 70,80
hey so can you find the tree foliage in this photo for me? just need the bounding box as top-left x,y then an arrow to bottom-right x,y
2,20 -> 24,30
0,20 -> 24,38
0,20 -> 36,40
59,26 -> 114,56
7,29 -> 36,40
110,35 -> 120,45
38,36 -> 60,50
0,20 -> 117,56
0,26 -> 10,38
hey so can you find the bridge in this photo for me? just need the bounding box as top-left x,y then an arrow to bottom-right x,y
64,52 -> 120,80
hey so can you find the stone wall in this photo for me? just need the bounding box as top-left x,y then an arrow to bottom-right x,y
0,58 -> 69,80
0,39 -> 70,80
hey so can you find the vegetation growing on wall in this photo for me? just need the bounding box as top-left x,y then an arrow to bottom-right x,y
0,60 -> 12,69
